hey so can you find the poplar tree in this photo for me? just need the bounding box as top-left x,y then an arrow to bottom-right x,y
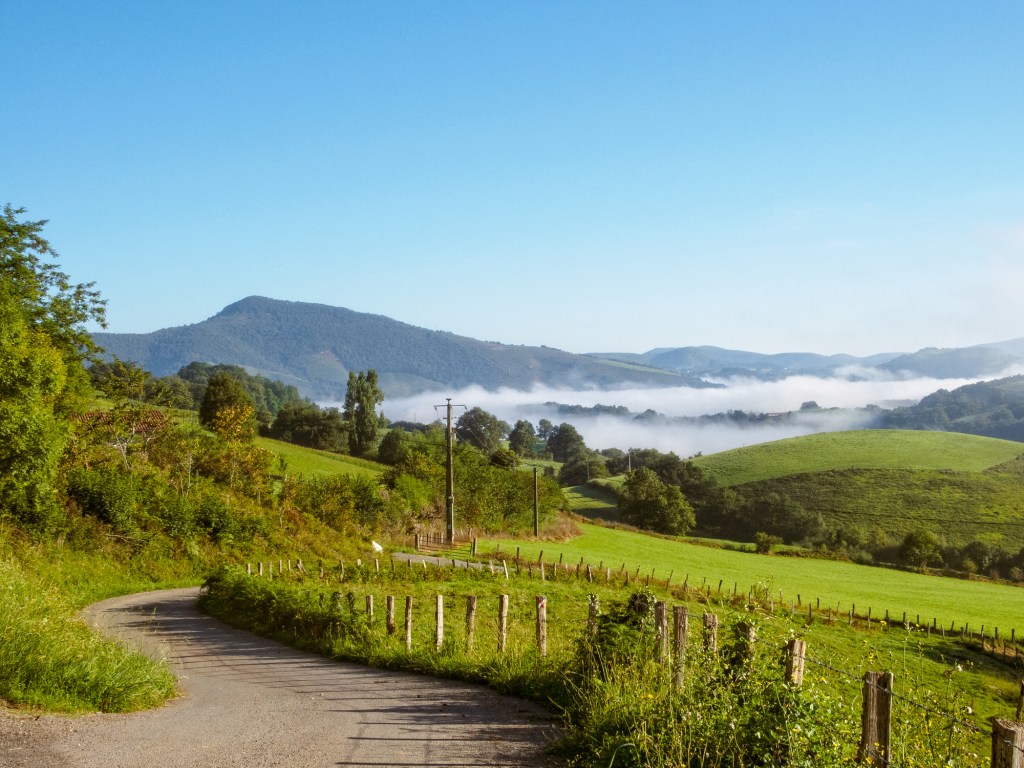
343,369 -> 383,456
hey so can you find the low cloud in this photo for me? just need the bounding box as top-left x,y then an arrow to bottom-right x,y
359,370 -> 1016,457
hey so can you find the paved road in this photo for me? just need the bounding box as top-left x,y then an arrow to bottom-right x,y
0,588 -> 559,767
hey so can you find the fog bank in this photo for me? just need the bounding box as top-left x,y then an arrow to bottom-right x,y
358,368 -> 1022,457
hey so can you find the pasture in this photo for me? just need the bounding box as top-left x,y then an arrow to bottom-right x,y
256,437 -> 383,478
482,522 -> 1024,637
695,429 -> 1024,486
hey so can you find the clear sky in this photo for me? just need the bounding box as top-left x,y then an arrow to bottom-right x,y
4,1 -> 1023,356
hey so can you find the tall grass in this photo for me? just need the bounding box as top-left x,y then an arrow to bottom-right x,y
0,558 -> 176,712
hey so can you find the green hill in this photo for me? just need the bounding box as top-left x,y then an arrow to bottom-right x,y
693,430 -> 1024,555
696,429 -> 1023,486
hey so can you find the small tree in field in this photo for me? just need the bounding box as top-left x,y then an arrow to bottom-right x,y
618,467 -> 695,536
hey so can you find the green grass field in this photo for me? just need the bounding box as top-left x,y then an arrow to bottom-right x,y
564,482 -> 619,519
482,523 -> 1024,637
695,430 -> 1024,486
256,437 -> 383,478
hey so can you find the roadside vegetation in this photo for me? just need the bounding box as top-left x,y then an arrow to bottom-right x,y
201,555 -> 1021,767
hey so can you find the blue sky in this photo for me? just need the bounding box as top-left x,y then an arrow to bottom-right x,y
4,1 -> 1023,356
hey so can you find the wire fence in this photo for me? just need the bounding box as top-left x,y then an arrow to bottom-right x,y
242,552 -> 1024,767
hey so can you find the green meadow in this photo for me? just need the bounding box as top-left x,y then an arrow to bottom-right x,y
257,436 -> 383,478
482,523 -> 1024,637
695,429 -> 1023,486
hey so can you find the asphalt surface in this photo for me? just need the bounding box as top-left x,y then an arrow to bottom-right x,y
0,588 -> 560,767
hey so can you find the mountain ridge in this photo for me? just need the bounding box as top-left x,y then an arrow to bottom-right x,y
93,296 -> 1024,399
93,296 -> 697,399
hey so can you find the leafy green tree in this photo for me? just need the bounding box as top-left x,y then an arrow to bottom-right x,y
343,369 -> 384,456
508,419 -> 537,457
0,204 -> 106,404
0,285 -> 68,530
537,419 -> 554,442
376,429 -> 409,465
547,422 -> 587,462
558,454 -> 610,485
0,206 -> 104,531
200,372 -> 256,435
618,467 -> 695,535
899,529 -> 942,568
455,407 -> 510,452
269,402 -> 347,451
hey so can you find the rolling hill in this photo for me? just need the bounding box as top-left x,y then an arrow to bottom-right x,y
694,430 -> 1024,550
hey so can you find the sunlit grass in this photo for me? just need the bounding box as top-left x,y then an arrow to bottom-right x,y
0,558 -> 177,712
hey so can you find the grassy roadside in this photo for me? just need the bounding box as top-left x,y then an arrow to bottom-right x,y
0,556 -> 178,712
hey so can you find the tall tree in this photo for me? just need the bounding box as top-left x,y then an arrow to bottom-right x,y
547,422 -> 587,462
343,369 -> 384,456
0,206 -> 105,530
455,407 -> 510,452
508,419 -> 537,457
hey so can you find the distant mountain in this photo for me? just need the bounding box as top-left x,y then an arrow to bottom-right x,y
877,346 -> 1019,378
592,340 -> 1024,380
589,345 -> 902,379
92,296 -> 698,400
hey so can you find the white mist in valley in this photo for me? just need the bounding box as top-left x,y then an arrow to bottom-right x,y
361,368 -> 1022,458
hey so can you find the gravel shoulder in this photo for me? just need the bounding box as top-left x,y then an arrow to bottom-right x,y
0,588 -> 561,767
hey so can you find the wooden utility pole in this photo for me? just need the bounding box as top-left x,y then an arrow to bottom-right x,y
433,398 -> 464,543
533,466 -> 540,536
445,399 -> 455,543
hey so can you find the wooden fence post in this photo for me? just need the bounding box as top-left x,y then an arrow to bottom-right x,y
435,594 -> 444,652
404,596 -> 413,651
498,594 -> 509,654
992,718 -> 1024,768
587,594 -> 600,635
258,561 -> 264,577
466,596 -> 477,651
365,594 -> 374,623
858,671 -> 893,766
536,595 -> 548,657
673,605 -> 689,689
246,562 -> 252,576
735,622 -> 755,665
703,612 -> 719,653
386,595 -> 395,635
1016,681 -> 1024,722
785,638 -> 807,686
655,601 -> 669,664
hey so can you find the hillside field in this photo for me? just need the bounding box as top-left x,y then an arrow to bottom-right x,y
481,522 -> 1024,636
695,429 -> 1024,486
256,437 -> 383,478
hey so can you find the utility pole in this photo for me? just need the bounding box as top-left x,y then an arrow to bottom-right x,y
533,466 -> 540,536
435,397 -> 465,544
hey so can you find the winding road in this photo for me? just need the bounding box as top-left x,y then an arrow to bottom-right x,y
0,588 -> 560,767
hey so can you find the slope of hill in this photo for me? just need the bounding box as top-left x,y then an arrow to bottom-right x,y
94,296 -> 694,399
694,430 -> 1024,553
695,429 -> 1024,486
